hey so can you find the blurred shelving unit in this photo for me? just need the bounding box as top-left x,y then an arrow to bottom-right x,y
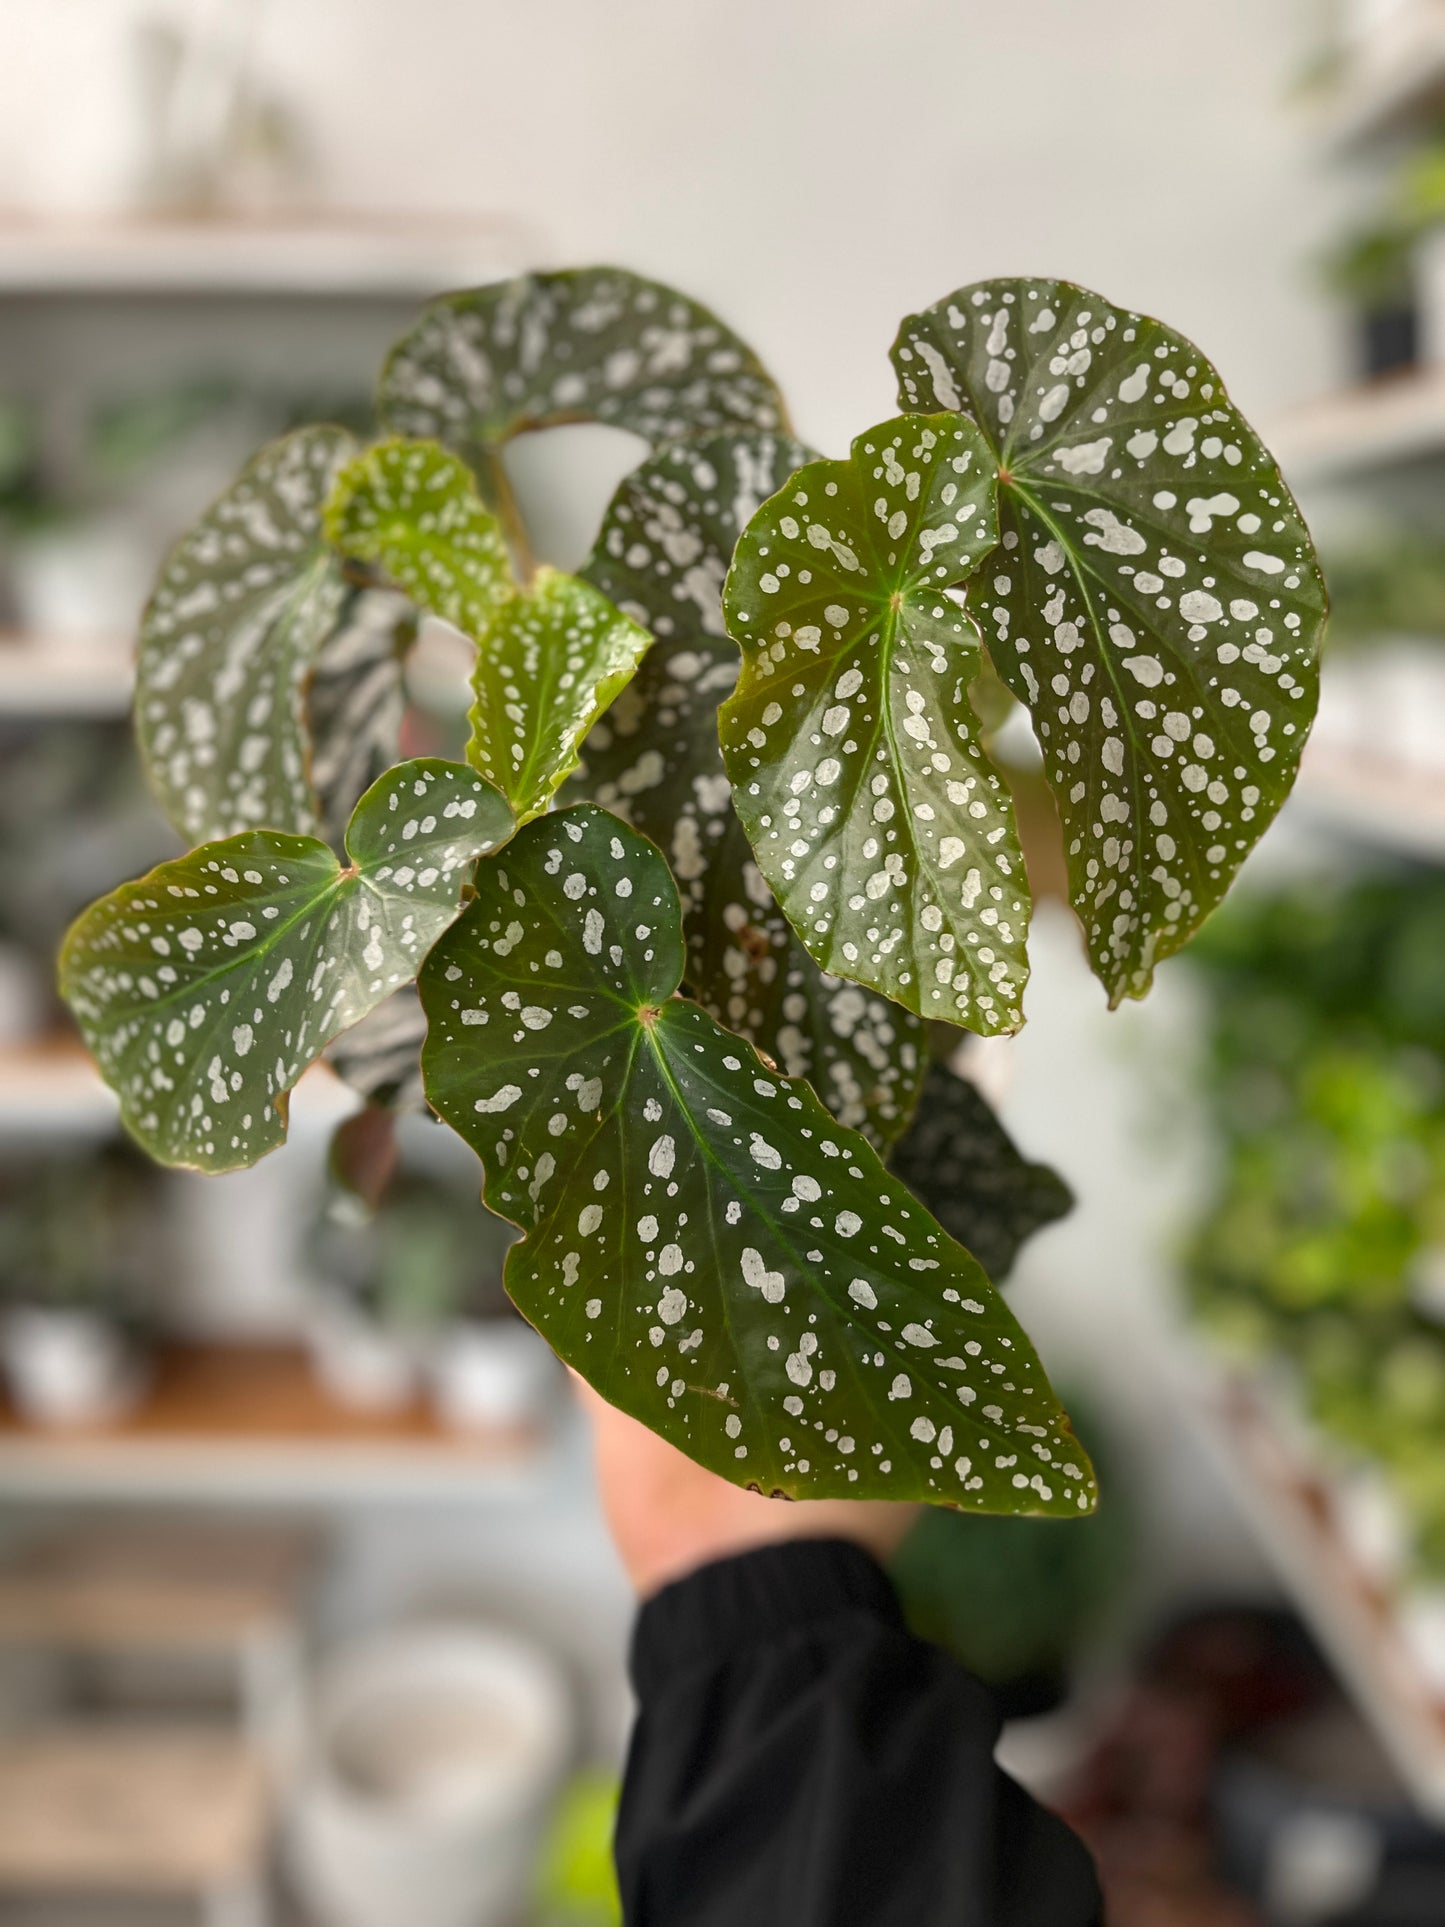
0,213 -> 532,299
0,213 -> 551,1485
0,1343 -> 551,1504
1190,1362 -> 1445,1820
1271,366 -> 1445,483
1314,0 -> 1445,153
1291,638 -> 1445,858
0,633 -> 133,717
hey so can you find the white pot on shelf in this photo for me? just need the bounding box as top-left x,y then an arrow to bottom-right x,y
0,1307 -> 147,1427
7,518 -> 154,643
428,1319 -> 558,1433
305,1290 -> 419,1413
287,1621 -> 573,1927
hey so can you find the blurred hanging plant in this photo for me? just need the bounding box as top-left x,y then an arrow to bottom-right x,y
1187,873 -> 1445,1573
58,267 -> 1325,1514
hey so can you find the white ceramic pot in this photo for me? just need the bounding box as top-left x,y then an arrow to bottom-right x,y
288,1622 -> 573,1927
306,1292 -> 419,1413
428,1320 -> 558,1432
8,519 -> 155,642
0,1308 -> 147,1427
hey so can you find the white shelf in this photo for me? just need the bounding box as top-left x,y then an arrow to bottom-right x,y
1269,368 -> 1445,484
0,1342 -> 558,1506
0,1044 -> 358,1137
0,637 -> 133,718
0,215 -> 530,299
1189,1361 -> 1445,1819
1294,639 -> 1445,860
1317,2 -> 1445,152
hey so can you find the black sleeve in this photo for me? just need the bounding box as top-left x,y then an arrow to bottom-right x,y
615,1538 -> 1103,1927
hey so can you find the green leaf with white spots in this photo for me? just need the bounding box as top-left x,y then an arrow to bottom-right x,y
418,804 -> 1094,1514
467,567 -> 651,822
576,431 -> 925,1150
888,1062 -> 1072,1283
323,437 -> 515,641
377,268 -> 789,477
307,585 -> 417,846
136,425 -> 358,842
892,277 -> 1326,1005
719,414 -> 1031,1034
59,760 -> 512,1174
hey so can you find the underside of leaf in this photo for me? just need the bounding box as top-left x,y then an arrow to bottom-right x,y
892,277 -> 1326,1004
720,414 -> 1030,1032
60,760 -> 512,1173
577,431 -> 925,1149
324,437 -> 514,641
419,805 -> 1094,1514
888,1061 -> 1073,1282
136,425 -> 358,842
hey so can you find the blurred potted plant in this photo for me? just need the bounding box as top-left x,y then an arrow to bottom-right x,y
1322,116 -> 1445,377
306,1152 -> 551,1426
1186,873 -> 1445,1599
0,1143 -> 161,1426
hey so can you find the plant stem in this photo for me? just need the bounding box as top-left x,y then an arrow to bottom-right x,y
475,443 -> 536,584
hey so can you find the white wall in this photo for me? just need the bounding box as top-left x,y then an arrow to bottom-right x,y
6,0 -> 1342,439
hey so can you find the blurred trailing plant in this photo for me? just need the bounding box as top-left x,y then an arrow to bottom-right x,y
59,267 -> 1325,1513
1187,873 -> 1445,1573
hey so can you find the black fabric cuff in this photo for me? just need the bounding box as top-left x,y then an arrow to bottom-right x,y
630,1538 -> 905,1701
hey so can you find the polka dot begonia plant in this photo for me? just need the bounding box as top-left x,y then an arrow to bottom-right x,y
60,268 -> 1325,1509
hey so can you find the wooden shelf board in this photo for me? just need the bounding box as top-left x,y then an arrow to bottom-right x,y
0,213 -> 530,298
1190,1364 -> 1445,1819
0,1343 -> 547,1503
0,1728 -> 268,1892
0,1039 -> 363,1136
0,635 -> 133,718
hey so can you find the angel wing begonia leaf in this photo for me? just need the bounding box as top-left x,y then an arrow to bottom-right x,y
891,277 -> 1326,1004
323,437 -> 514,640
577,430 -> 926,1149
136,425 -> 358,842
377,268 -> 788,474
60,760 -> 512,1174
720,413 -> 1030,1033
466,567 -> 651,822
888,1062 -> 1073,1283
418,804 -> 1094,1514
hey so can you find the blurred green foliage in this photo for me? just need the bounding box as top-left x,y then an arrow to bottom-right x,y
1323,531 -> 1445,650
535,1769 -> 622,1927
1187,872 -> 1445,1573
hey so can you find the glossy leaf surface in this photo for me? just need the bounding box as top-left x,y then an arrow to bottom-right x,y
578,431 -> 925,1148
377,268 -> 788,467
419,805 -> 1093,1513
324,437 -> 514,640
467,567 -> 650,822
889,1062 -> 1072,1282
61,761 -> 511,1173
720,414 -> 1030,1032
892,277 -> 1326,1004
136,425 -> 356,842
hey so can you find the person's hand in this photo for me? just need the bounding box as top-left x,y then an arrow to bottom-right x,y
573,1375 -> 918,1597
